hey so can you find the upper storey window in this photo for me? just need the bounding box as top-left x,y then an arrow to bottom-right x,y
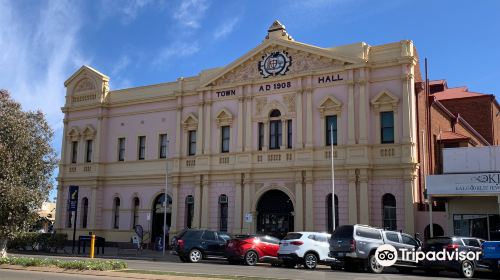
138,136 -> 146,160
381,112 -> 394,144
71,141 -> 78,163
85,140 -> 93,163
221,126 -> 230,153
159,134 -> 168,159
118,138 -> 125,161
188,130 -> 197,156
325,115 -> 337,146
269,109 -> 282,150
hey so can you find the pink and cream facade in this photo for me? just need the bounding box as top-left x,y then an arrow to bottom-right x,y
55,22 -> 420,242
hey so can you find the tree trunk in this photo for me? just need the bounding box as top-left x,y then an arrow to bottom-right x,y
0,238 -> 7,258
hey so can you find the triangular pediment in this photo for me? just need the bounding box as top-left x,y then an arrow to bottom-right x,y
201,39 -> 364,88
371,90 -> 399,105
65,65 -> 109,87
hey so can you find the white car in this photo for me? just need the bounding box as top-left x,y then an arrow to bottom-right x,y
277,232 -> 339,269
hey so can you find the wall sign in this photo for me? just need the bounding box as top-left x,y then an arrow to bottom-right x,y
216,89 -> 236,98
426,173 -> 500,195
258,51 -> 292,78
258,81 -> 292,92
317,74 -> 344,84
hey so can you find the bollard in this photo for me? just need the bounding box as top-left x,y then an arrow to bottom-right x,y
90,234 -> 95,258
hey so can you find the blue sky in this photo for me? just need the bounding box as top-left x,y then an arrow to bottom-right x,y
1,0 -> 499,201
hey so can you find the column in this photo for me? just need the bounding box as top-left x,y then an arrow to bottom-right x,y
402,70 -> 413,144
281,119 -> 287,150
89,185 -> 97,229
305,90 -> 313,148
305,171 -> 314,231
234,181 -> 242,234
295,90 -> 303,148
242,175 -> 251,234
94,113 -> 104,163
347,79 -> 356,145
196,101 -> 204,155
244,97 -> 252,151
348,169 -> 358,224
404,175 -> 416,234
193,176 -> 202,228
200,179 -> 209,228
294,173 -> 304,231
237,97 -> 244,152
175,107 -> 182,157
358,77 -> 368,145
171,183 -> 179,234
263,120 -> 269,151
359,169 -> 369,225
205,100 -> 212,154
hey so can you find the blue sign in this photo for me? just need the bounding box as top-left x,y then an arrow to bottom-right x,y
68,185 -> 79,211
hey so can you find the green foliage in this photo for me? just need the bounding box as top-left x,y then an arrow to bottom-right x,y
0,90 -> 57,254
7,233 -> 67,252
0,257 -> 128,271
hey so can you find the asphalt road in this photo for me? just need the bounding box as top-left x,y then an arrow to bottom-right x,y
7,253 -> 498,280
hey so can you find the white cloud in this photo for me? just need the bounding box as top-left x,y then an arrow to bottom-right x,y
214,17 -> 240,39
0,0 -> 87,142
112,55 -> 131,76
157,41 -> 200,64
97,0 -> 155,24
173,0 -> 210,29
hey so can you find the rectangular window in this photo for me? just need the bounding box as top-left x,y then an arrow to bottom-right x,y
188,130 -> 196,156
287,120 -> 292,149
381,112 -> 394,144
269,120 -> 282,149
326,116 -> 338,146
258,123 -> 264,151
71,141 -> 78,163
138,136 -> 146,160
159,134 -> 168,158
118,138 -> 125,161
221,126 -> 230,153
85,140 -> 93,163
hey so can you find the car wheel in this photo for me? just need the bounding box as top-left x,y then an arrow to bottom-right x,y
283,261 -> 295,268
368,254 -> 384,274
245,251 -> 259,266
179,256 -> 189,263
459,260 -> 475,278
188,248 -> 202,263
303,253 -> 318,269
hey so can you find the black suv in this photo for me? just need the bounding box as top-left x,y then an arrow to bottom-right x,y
171,229 -> 231,263
422,236 -> 491,278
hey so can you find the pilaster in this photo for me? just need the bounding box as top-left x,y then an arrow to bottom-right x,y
200,177 -> 209,228
175,106 -> 182,157
234,180 -> 242,234
171,183 -> 179,234
263,120 -> 269,151
242,175 -> 251,234
193,175 -> 202,228
205,99 -> 212,154
237,97 -> 244,152
294,172 -> 304,231
196,98 -> 204,155
358,70 -> 368,144
295,90 -> 303,148
348,169 -> 358,224
347,77 -> 355,145
305,170 -> 314,231
281,119 -> 287,150
404,173 -> 416,233
244,96 -> 252,151
359,169 -> 370,225
305,89 -> 313,148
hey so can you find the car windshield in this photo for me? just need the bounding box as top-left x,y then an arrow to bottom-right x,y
182,230 -> 203,240
283,233 -> 303,240
332,225 -> 354,239
425,237 -> 452,246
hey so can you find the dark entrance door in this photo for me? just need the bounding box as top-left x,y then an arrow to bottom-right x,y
257,190 -> 294,239
151,194 -> 172,246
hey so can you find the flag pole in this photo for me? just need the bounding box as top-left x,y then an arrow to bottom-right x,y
331,124 -> 336,231
162,139 -> 169,257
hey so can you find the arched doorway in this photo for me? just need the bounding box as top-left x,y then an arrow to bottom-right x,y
151,194 -> 172,244
256,189 -> 294,239
424,223 -> 444,240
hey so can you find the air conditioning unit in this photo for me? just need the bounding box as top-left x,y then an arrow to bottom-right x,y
219,195 -> 228,204
185,195 -> 194,204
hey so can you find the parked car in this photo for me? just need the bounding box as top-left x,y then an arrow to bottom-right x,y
422,236 -> 492,278
481,241 -> 500,276
171,229 -> 231,263
278,232 -> 339,269
329,224 -> 421,273
225,234 -> 280,266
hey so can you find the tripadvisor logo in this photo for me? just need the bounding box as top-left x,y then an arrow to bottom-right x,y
375,244 -> 481,267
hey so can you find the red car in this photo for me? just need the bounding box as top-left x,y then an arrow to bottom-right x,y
225,235 -> 281,266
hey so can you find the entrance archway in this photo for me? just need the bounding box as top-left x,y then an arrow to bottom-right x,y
151,194 -> 172,244
256,189 -> 294,238
424,223 -> 444,240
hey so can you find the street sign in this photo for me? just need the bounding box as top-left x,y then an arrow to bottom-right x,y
68,185 -> 79,211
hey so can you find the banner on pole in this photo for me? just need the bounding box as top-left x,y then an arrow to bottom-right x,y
68,185 -> 79,211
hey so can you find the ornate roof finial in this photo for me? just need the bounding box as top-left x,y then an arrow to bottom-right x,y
265,20 -> 293,41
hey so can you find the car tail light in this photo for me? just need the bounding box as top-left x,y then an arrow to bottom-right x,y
445,244 -> 459,250
290,241 -> 303,246
350,239 -> 356,252
177,239 -> 184,249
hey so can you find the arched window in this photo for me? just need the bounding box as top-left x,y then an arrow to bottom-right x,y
327,194 -> 339,233
185,195 -> 194,228
382,193 -> 397,230
269,109 -> 282,149
219,194 -> 228,232
82,198 -> 89,228
132,197 -> 140,228
113,197 -> 120,229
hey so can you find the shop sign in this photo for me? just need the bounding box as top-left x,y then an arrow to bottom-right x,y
426,173 -> 500,195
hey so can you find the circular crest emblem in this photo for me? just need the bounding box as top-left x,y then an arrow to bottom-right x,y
258,50 -> 292,78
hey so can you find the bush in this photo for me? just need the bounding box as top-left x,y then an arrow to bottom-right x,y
7,233 -> 67,252
0,257 -> 127,271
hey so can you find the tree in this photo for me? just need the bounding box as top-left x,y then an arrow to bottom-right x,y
0,90 -> 57,258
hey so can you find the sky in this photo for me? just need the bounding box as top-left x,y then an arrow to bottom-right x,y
1,0 -> 499,201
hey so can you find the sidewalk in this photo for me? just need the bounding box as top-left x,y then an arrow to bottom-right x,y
9,245 -> 180,262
